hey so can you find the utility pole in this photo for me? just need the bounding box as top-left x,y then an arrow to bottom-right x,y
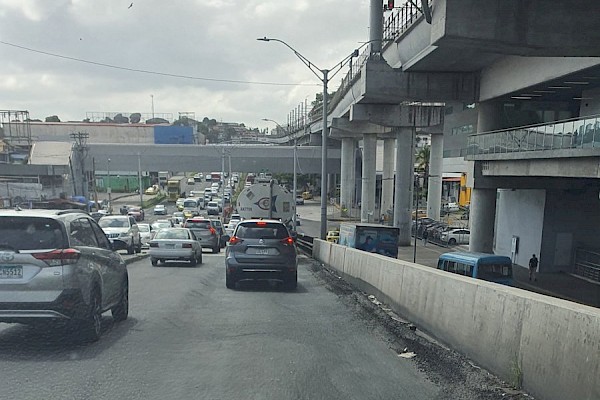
70,132 -> 89,198
92,158 -> 99,210
138,152 -> 143,208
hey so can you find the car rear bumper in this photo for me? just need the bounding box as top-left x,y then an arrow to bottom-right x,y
149,249 -> 195,260
225,259 -> 297,282
0,289 -> 87,323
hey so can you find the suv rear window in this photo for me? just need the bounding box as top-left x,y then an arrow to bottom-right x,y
235,222 -> 288,239
0,216 -> 66,250
185,221 -> 212,229
99,218 -> 130,228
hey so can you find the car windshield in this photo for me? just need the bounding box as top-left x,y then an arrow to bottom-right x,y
138,224 -> 150,233
152,222 -> 171,230
235,222 -> 288,239
0,216 -> 65,250
99,218 -> 129,228
185,221 -> 211,229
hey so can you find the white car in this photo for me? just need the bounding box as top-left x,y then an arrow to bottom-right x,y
98,215 -> 142,254
149,228 -> 203,266
153,204 -> 167,215
440,228 -> 470,245
206,201 -> 220,215
443,202 -> 460,212
137,223 -> 154,248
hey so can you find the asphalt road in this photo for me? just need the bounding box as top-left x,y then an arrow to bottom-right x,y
0,251 -> 443,400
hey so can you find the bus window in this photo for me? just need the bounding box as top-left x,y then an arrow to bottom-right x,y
477,264 -> 512,281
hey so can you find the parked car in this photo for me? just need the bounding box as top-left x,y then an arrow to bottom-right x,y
326,229 -> 340,243
149,228 -> 203,266
440,228 -> 470,245
98,215 -> 142,254
295,196 -> 304,205
183,217 -> 222,253
302,191 -> 313,200
443,202 -> 460,213
138,223 -> 153,248
226,219 -> 298,290
0,209 -> 129,342
187,177 -> 195,185
127,206 -> 145,221
153,204 -> 167,215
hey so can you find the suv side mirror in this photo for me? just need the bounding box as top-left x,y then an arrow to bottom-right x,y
290,231 -> 298,240
222,234 -> 230,242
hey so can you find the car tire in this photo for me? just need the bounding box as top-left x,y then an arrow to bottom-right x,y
151,257 -> 158,266
127,241 -> 134,255
449,238 -> 457,246
78,288 -> 102,343
212,246 -> 219,254
284,276 -> 298,291
111,278 -> 129,322
225,275 -> 236,289
189,256 -> 197,266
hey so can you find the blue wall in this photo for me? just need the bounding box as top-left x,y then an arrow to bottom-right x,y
154,126 -> 194,144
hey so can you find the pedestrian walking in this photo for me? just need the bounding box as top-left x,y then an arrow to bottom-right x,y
422,229 -> 428,246
529,254 -> 538,281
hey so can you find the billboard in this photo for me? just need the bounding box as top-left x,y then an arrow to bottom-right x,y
154,126 -> 194,144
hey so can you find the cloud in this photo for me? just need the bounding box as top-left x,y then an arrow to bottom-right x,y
0,0 -> 370,129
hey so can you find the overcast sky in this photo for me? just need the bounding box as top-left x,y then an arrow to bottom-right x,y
0,0 -> 372,131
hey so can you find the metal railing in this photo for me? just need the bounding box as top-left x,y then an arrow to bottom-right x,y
296,233 -> 314,254
383,0 -> 432,43
575,248 -> 600,283
467,114 -> 600,156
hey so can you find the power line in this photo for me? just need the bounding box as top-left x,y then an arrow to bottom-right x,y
0,40 -> 321,88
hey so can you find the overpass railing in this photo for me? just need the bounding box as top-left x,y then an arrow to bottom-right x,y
466,114 -> 600,157
575,248 -> 600,283
383,0 -> 433,43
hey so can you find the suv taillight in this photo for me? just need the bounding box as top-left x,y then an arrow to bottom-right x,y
209,227 -> 216,235
281,237 -> 294,246
182,243 -> 193,248
229,236 -> 243,245
32,249 -> 81,266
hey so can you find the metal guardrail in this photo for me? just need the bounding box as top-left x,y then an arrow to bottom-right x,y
296,233 -> 314,254
383,0 -> 432,43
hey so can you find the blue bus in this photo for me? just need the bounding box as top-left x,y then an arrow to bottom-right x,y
437,252 -> 513,286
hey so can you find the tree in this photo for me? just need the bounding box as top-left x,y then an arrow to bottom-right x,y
45,115 -> 60,122
415,145 -> 431,198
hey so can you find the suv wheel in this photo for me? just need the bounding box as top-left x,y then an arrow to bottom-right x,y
79,289 -> 102,342
151,257 -> 158,266
111,278 -> 129,322
212,245 -> 219,254
448,238 -> 457,246
226,275 -> 236,289
189,256 -> 197,266
284,276 -> 298,291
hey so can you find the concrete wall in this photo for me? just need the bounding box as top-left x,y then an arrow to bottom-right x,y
541,188 -> 600,271
26,122 -> 156,144
495,189 -> 545,269
313,240 -> 600,400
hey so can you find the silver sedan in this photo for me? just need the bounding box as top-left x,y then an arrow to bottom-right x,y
149,228 -> 203,266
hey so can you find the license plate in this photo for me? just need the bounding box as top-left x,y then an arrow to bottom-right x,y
165,244 -> 175,248
0,266 -> 23,279
247,248 -> 277,255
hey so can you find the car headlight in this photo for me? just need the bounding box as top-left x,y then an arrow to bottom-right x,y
119,232 -> 130,238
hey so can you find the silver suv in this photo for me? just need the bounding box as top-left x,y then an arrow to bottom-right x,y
0,209 -> 129,342
225,219 -> 298,290
98,215 -> 142,254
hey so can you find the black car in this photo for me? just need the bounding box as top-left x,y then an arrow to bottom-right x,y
225,219 -> 298,290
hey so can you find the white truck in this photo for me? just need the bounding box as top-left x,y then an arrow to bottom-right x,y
236,182 -> 294,225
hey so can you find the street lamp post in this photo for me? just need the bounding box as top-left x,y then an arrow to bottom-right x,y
262,118 -> 298,231
107,158 -> 112,210
137,153 -> 143,208
257,37 -> 360,239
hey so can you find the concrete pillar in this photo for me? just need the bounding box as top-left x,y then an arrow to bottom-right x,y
370,0 -> 383,54
361,134 -> 377,223
469,188 -> 497,253
381,138 -> 395,221
427,134 -> 443,220
340,138 -> 356,216
393,128 -> 415,246
477,101 -> 504,132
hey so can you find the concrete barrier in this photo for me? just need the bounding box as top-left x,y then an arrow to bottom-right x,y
312,240 -> 600,400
